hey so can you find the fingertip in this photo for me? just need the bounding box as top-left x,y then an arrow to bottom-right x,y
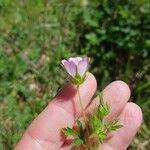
103,80 -> 131,103
56,72 -> 97,101
87,80 -> 131,121
102,80 -> 131,121
113,80 -> 131,98
81,72 -> 97,89
82,72 -> 97,91
103,102 -> 143,150
121,102 -> 143,127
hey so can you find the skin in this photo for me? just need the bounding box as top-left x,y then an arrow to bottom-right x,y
15,73 -> 142,150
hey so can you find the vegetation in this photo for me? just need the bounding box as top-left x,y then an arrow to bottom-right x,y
0,0 -> 149,149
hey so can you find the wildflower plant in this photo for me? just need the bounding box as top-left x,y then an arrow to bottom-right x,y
61,57 -> 90,85
61,56 -> 122,150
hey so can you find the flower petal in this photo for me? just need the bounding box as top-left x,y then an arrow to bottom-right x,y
68,57 -> 82,65
77,57 -> 90,77
62,60 -> 76,77
61,59 -> 67,65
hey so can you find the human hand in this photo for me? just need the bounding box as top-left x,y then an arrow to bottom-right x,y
15,73 -> 142,150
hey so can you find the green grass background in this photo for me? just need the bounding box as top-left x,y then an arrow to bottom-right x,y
0,0 -> 149,149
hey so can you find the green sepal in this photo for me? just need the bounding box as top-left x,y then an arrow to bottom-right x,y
69,68 -> 88,86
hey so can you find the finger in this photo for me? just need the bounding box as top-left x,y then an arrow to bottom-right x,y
15,73 -> 97,150
87,80 -> 131,122
100,102 -> 143,150
61,81 -> 130,149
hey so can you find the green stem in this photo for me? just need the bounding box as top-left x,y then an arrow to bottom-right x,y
77,86 -> 91,150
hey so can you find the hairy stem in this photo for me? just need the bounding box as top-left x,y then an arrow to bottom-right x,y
77,86 -> 91,150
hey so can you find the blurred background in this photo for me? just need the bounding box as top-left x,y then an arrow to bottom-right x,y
0,0 -> 149,149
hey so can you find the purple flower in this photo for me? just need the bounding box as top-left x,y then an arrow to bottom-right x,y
61,57 -> 90,78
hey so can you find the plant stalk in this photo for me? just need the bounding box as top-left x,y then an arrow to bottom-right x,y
77,86 -> 91,150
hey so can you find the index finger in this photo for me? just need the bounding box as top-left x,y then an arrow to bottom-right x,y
15,73 -> 97,150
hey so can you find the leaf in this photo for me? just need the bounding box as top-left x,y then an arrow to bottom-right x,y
62,124 -> 85,148
91,93 -> 110,121
62,127 -> 78,137
89,92 -> 123,145
98,93 -> 110,119
71,138 -> 84,147
77,120 -> 84,139
107,119 -> 123,131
